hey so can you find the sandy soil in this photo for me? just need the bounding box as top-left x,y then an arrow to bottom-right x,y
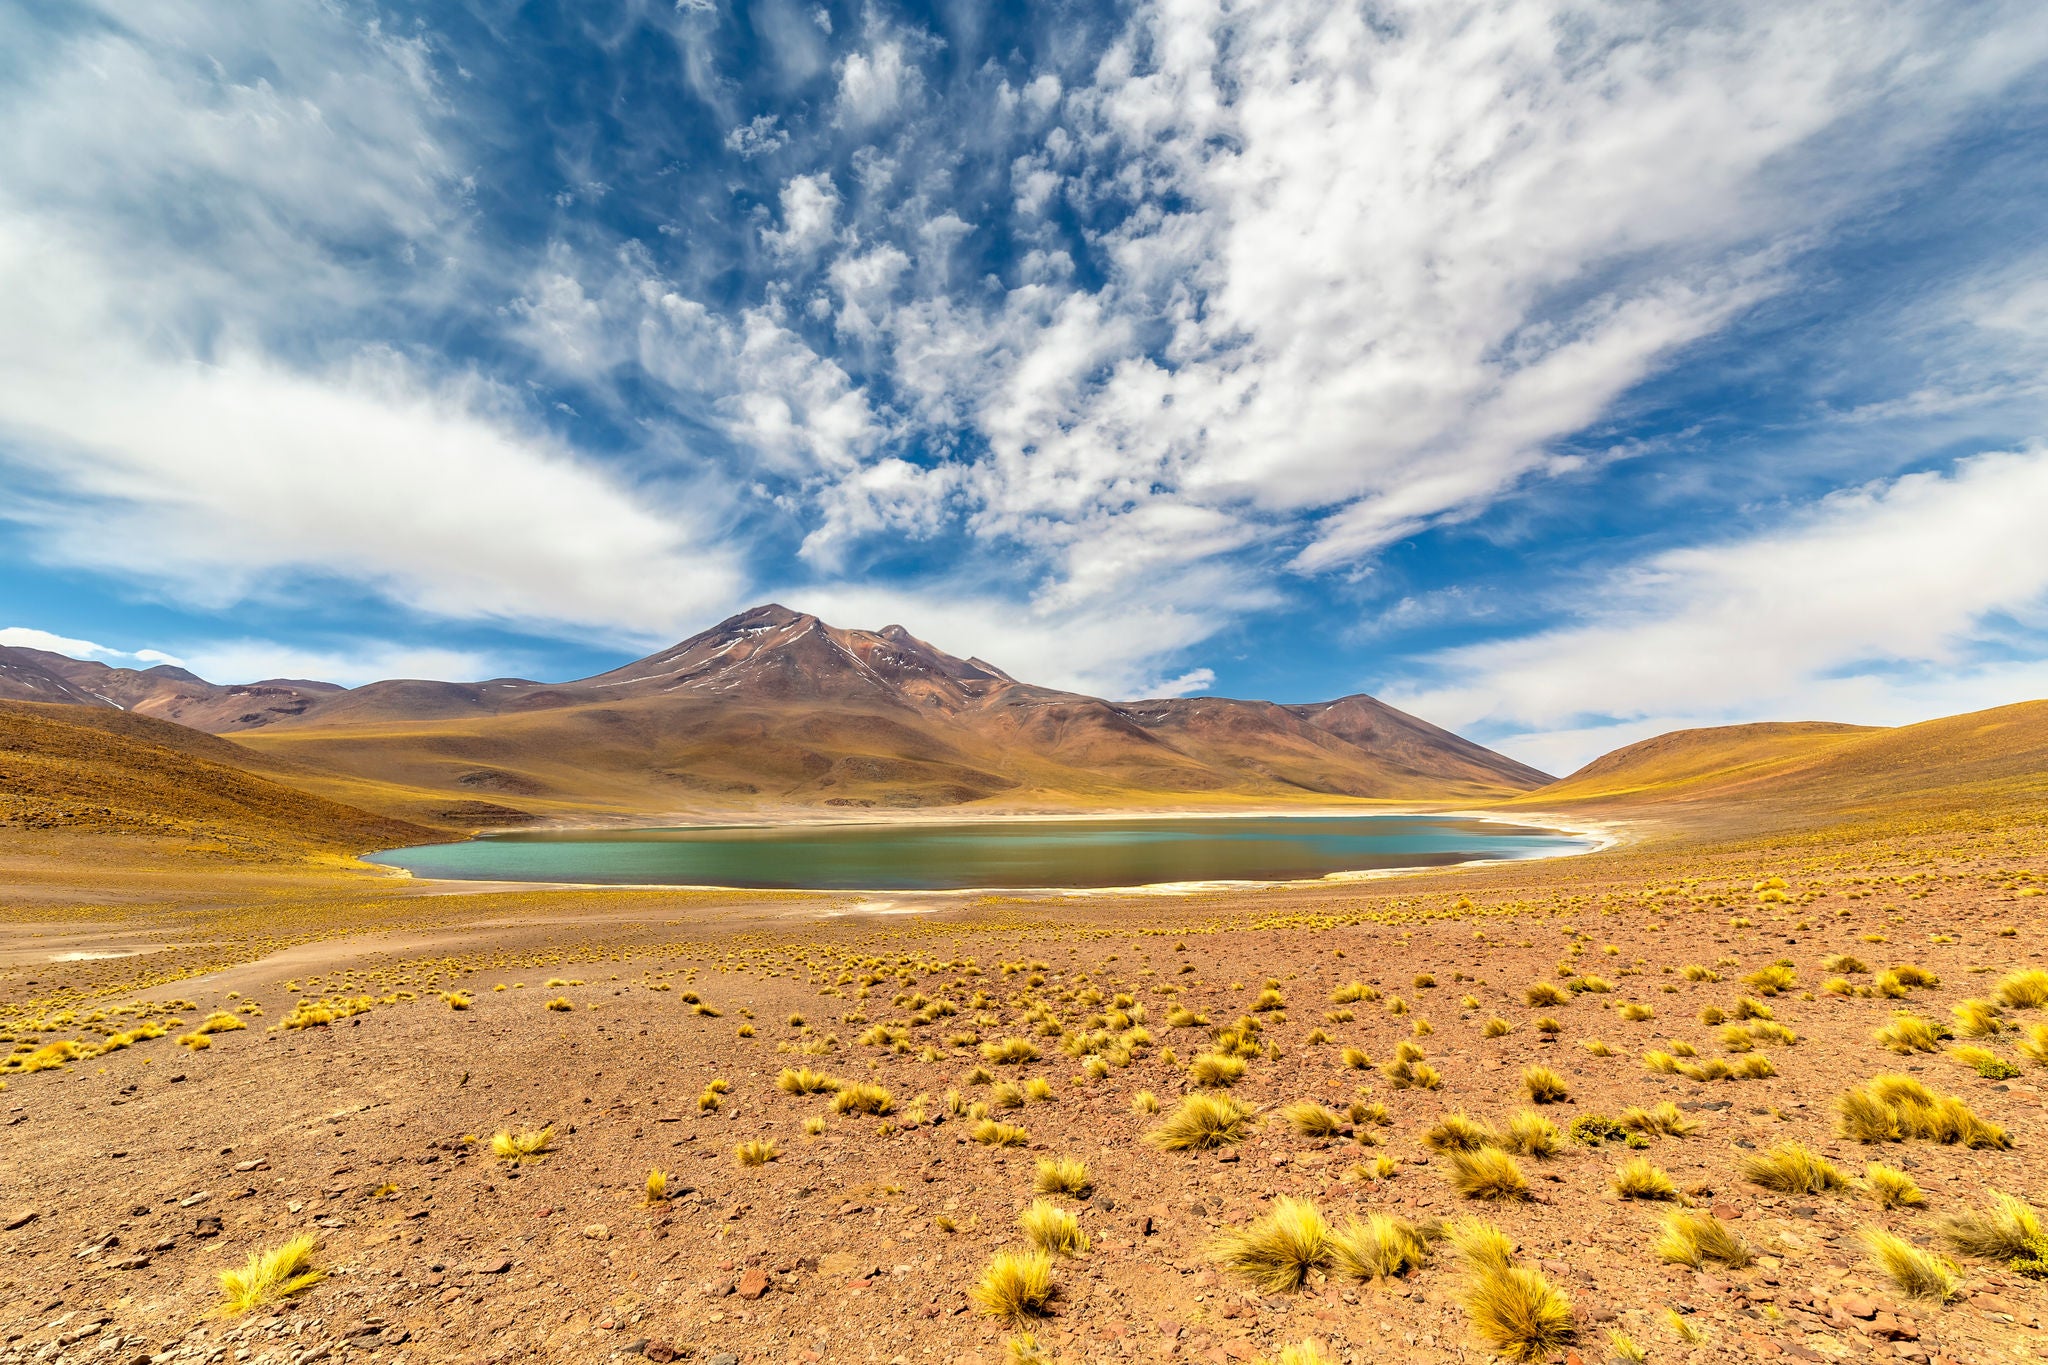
1,813 -> 2045,1365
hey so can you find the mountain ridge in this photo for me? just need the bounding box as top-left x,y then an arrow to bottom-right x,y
1,605 -> 1549,822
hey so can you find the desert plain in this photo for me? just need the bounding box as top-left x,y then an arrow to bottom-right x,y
2,696 -> 2046,1365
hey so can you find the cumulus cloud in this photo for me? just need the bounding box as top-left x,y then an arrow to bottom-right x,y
1384,447 -> 2048,769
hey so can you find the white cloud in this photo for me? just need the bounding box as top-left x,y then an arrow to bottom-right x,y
0,627 -> 183,669
725,114 -> 790,158
171,639 -> 509,689
836,40 -> 916,125
762,172 -> 841,257
1384,447 -> 2048,770
0,226 -> 743,636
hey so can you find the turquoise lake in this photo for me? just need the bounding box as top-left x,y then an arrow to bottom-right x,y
364,815 -> 1591,891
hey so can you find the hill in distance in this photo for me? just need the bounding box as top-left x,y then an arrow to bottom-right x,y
3,605 -> 1550,824
0,701 -> 439,859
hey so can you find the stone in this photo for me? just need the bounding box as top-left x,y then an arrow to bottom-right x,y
583,1224 -> 610,1240
4,1209 -> 37,1231
474,1257 -> 512,1274
707,1354 -> 739,1365
644,1345 -> 677,1364
179,1192 -> 211,1208
737,1267 -> 770,1300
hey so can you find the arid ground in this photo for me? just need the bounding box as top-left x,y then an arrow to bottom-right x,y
3,704 -> 2047,1365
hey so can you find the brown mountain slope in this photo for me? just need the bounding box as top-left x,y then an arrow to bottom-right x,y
0,701 -> 440,858
1504,701 -> 2048,823
217,605 -> 1547,818
0,644 -> 340,729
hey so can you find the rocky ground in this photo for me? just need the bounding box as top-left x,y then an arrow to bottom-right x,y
1,818 -> 2045,1365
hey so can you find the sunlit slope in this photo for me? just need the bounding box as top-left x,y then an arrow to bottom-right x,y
1507,700 -> 2048,820
0,701 -> 439,857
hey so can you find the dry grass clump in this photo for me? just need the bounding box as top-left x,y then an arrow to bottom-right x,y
1339,1046 -> 1371,1070
2020,1023 -> 2048,1066
1655,1210 -> 1750,1268
1447,1147 -> 1530,1201
1383,1040 -> 1442,1090
1617,1002 -> 1655,1022
1618,1101 -> 1696,1137
982,1037 -> 1040,1064
1525,982 -> 1569,1007
1741,1141 -> 1845,1194
734,1138 -> 779,1167
1995,969 -> 2048,1009
1483,1016 -> 1516,1037
1952,999 -> 2004,1037
1212,1197 -> 1329,1291
1131,1090 -> 1160,1114
1859,1226 -> 1962,1301
776,1066 -> 840,1094
1424,1112 -> 1500,1153
1282,1101 -> 1346,1137
1252,1341 -> 1340,1365
1504,1109 -> 1562,1157
644,1169 -> 671,1205
973,1119 -> 1031,1147
1328,1213 -> 1431,1281
489,1127 -> 553,1163
1580,1038 -> 1615,1057
1863,1163 -> 1924,1209
1033,1156 -> 1092,1197
1874,1012 -> 1947,1054
217,1234 -> 323,1314
1612,1156 -> 1678,1201
1448,1219 -> 1575,1362
832,1081 -> 894,1114
1145,1093 -> 1257,1150
1020,1199 -> 1089,1256
1187,1052 -> 1248,1088
1935,1191 -> 2042,1259
441,990 -> 473,1010
1837,1074 -> 2009,1148
971,1249 -> 1054,1319
1522,1066 -> 1569,1103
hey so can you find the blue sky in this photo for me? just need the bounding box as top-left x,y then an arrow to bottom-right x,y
2,1 -> 2047,772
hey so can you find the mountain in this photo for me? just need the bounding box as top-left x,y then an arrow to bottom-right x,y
0,643 -> 341,728
0,700 -> 439,857
2,606 -> 1549,823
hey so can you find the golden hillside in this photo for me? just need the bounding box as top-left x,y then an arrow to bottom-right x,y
0,701 -> 440,858
1507,699 -> 2048,825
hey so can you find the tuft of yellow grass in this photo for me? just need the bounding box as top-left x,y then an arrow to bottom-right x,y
1504,1109 -> 1561,1158
217,1234 -> 323,1314
777,1066 -> 840,1094
971,1249 -> 1054,1319
1863,1163 -> 1924,1209
1655,1210 -> 1750,1268
1020,1198 -> 1090,1256
644,1169 -> 670,1204
973,1119 -> 1030,1147
1034,1156 -> 1092,1198
1212,1197 -> 1329,1292
1859,1226 -> 1961,1301
1252,1341 -> 1340,1365
1837,1074 -> 2009,1148
1463,1262 -> 1575,1361
734,1138 -> 779,1167
1130,1090 -> 1160,1115
1995,968 -> 2048,1009
1935,1190 -> 2042,1259
1612,1156 -> 1678,1201
1328,1213 -> 1430,1281
545,996 -> 574,1012
1187,1051 -> 1248,1088
489,1127 -> 553,1163
831,1081 -> 894,1114
1145,1093 -> 1256,1150
1740,1141 -> 1845,1194
1281,1101 -> 1345,1137
1522,1066 -> 1569,1103
1447,1148 -> 1530,1201
1618,1101 -> 1697,1137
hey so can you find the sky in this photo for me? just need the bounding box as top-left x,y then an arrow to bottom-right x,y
2,1 -> 2047,774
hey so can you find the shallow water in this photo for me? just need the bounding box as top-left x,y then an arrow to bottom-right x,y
365,814 -> 1591,891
